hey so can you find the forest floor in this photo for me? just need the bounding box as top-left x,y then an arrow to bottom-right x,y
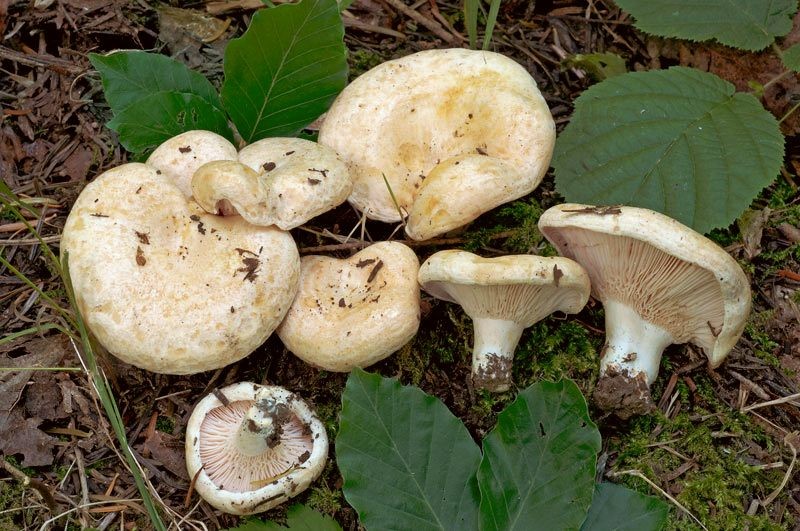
1,0 -> 800,530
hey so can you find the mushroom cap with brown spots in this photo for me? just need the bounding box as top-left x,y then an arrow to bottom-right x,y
61,163 -> 300,374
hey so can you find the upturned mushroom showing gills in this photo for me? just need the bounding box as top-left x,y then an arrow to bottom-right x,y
277,242 -> 420,372
192,137 -> 352,230
318,48 -> 556,241
61,163 -> 300,374
538,204 -> 751,418
185,382 -> 328,515
418,250 -> 590,392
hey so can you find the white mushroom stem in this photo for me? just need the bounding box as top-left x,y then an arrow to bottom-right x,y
472,317 -> 524,392
600,299 -> 675,385
236,393 -> 287,456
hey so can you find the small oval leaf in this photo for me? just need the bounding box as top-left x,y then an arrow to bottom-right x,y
336,369 -> 481,531
478,380 -> 602,531
221,0 -> 348,142
553,67 -> 784,233
107,91 -> 233,153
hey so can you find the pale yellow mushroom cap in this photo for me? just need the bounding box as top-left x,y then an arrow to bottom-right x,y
319,48 -> 556,240
277,241 -> 420,371
192,138 -> 352,230
61,163 -> 300,374
146,130 -> 238,198
538,204 -> 751,368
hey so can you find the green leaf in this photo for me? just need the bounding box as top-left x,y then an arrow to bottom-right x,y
580,483 -> 669,531
89,50 -> 223,112
553,67 -> 784,233
223,504 -> 342,531
781,43 -> 800,72
478,380 -> 601,531
614,0 -> 796,51
107,91 -> 233,153
336,368 -> 481,531
221,0 -> 348,142
565,53 -> 628,80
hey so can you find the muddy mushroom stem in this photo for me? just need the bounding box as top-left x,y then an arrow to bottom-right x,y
538,203 -> 751,418
237,391 -> 291,455
418,250 -> 590,392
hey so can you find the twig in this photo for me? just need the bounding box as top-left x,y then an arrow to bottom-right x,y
762,433 -> 798,506
382,0 -> 455,43
609,469 -> 708,530
0,458 -> 58,515
299,230 -> 517,254
742,391 -> 800,412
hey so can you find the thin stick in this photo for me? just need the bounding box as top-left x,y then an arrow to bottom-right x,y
762,434 -> 797,506
299,230 -> 517,254
382,0 -> 455,43
742,391 -> 800,412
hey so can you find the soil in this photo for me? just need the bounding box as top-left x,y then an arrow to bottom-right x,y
1,1 -> 800,530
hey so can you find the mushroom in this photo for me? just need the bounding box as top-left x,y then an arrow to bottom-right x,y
146,130 -> 238,199
418,250 -> 590,392
538,204 -> 751,417
192,138 -> 352,230
318,48 -> 556,240
185,382 -> 328,515
61,163 -> 300,374
277,241 -> 420,371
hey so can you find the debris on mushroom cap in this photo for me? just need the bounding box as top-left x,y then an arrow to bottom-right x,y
192,138 -> 352,231
277,241 -> 420,372
146,130 -> 238,199
61,163 -> 300,374
418,250 -> 590,392
318,48 -> 556,240
185,382 -> 328,515
538,203 -> 751,417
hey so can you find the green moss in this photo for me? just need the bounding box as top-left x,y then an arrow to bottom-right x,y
155,415 -> 175,434
744,310 -> 781,368
608,374 -> 791,531
347,49 -> 383,79
514,319 -> 600,390
0,479 -> 29,529
307,481 -> 343,516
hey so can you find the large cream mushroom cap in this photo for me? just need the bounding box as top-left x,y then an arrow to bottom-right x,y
185,382 -> 328,515
538,204 -> 751,415
418,250 -> 590,391
61,163 -> 300,374
318,48 -> 555,240
192,138 -> 352,230
277,242 -> 420,372
146,130 -> 238,198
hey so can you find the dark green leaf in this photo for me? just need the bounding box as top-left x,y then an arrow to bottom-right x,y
107,91 -> 233,153
781,43 -> 800,72
223,504 -> 342,531
221,0 -> 347,142
336,369 -> 482,531
478,380 -> 601,531
89,50 -> 222,112
553,67 -> 784,233
614,0 -> 796,51
580,483 -> 668,531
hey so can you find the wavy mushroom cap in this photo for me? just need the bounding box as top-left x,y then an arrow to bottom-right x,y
185,382 -> 328,515
192,138 -> 352,230
146,130 -> 238,198
61,163 -> 300,374
418,250 -> 590,325
538,204 -> 751,368
277,241 -> 420,372
318,48 -> 555,239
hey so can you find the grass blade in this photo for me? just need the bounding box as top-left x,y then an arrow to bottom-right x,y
465,0 -> 479,49
482,0 -> 503,49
